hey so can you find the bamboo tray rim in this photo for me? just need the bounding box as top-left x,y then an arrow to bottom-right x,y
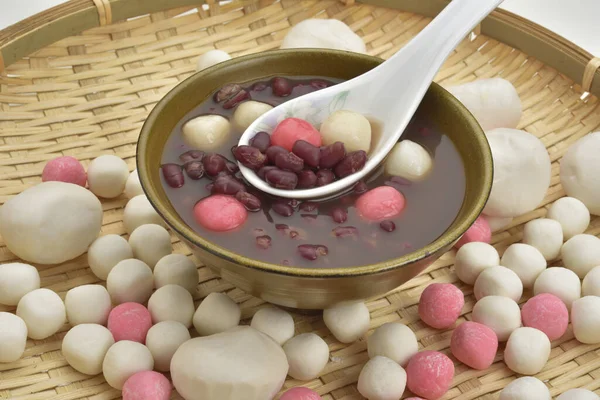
0,0 -> 599,97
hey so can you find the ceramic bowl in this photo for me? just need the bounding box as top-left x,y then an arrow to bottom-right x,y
137,49 -> 492,309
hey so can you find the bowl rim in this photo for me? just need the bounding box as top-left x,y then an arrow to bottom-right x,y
137,48 -> 493,278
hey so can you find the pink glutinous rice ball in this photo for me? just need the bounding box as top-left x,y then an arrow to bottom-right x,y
122,371 -> 172,400
406,351 -> 455,400
418,283 -> 464,329
450,321 -> 498,370
521,293 -> 569,341
270,118 -> 322,151
193,194 -> 248,232
279,387 -> 322,400
107,302 -> 152,344
356,186 -> 406,222
42,156 -> 87,187
454,215 -> 491,249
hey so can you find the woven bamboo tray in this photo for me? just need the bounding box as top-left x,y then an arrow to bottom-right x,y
1,0 -> 600,399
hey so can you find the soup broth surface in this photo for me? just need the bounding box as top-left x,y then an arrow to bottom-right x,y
160,76 -> 466,268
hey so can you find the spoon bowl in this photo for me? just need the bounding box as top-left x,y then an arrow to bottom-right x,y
239,0 -> 503,199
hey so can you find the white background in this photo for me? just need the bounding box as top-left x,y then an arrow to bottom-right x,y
1,0 -> 599,55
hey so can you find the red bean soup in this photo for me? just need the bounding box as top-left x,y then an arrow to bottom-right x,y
160,76 -> 466,268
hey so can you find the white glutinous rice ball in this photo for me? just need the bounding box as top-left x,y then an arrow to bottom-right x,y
182,115 -> 231,152
250,307 -> 295,345
384,140 -> 433,181
583,266 -> 600,297
233,101 -> 273,131
367,322 -> 418,366
280,19 -> 366,53
557,389 -> 600,400
123,194 -> 167,234
547,197 -> 590,240
146,320 -> 191,372
474,265 -> 523,301
154,253 -> 198,294
16,288 -> 66,340
320,110 -> 371,153
571,296 -> 600,344
62,324 -> 114,375
106,259 -> 154,305
170,326 -> 288,400
499,377 -> 551,400
128,224 -> 172,269
504,327 -> 550,375
533,267 -> 581,309
561,234 -> 600,278
323,301 -> 370,343
0,312 -> 28,363
196,49 -> 231,72
446,78 -> 522,131
0,262 -> 40,306
283,333 -> 329,380
0,182 -> 102,264
471,296 -> 521,341
87,155 -> 129,199
88,234 -> 133,280
522,218 -> 563,261
484,215 -> 513,232
65,284 -> 112,326
102,340 -> 154,389
357,356 -> 407,400
560,132 -> 600,215
148,284 -> 195,328
124,169 -> 144,199
454,242 -> 500,285
193,292 -> 241,336
500,243 -> 547,288
483,128 -> 551,218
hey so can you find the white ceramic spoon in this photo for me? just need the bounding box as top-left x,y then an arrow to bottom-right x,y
238,0 -> 503,200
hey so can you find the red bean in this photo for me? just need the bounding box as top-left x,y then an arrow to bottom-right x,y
334,150 -> 368,178
258,166 -> 277,180
179,150 -> 204,164
292,140 -> 320,168
297,244 -> 328,261
234,146 -> 267,170
296,170 -> 317,189
223,90 -> 250,109
316,169 -> 335,187
331,207 -> 348,223
265,169 -> 298,190
184,161 -> 204,180
319,142 -> 346,168
266,146 -> 288,165
250,131 -> 271,153
332,226 -> 359,238
272,201 -> 294,217
214,84 -> 243,103
354,180 -> 368,194
380,220 -> 396,232
275,152 -> 304,172
213,175 -> 246,195
203,154 -> 226,177
299,202 -> 318,212
310,80 -> 329,89
161,164 -> 184,188
275,224 -> 289,232
272,77 -> 292,97
256,235 -> 272,249
235,191 -> 261,211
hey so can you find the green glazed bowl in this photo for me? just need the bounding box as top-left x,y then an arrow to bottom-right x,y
137,49 -> 492,310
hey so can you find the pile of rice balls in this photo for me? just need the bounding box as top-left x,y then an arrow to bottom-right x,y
1,17 -> 600,400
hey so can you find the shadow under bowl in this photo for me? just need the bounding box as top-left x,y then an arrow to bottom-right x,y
137,49 -> 492,310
